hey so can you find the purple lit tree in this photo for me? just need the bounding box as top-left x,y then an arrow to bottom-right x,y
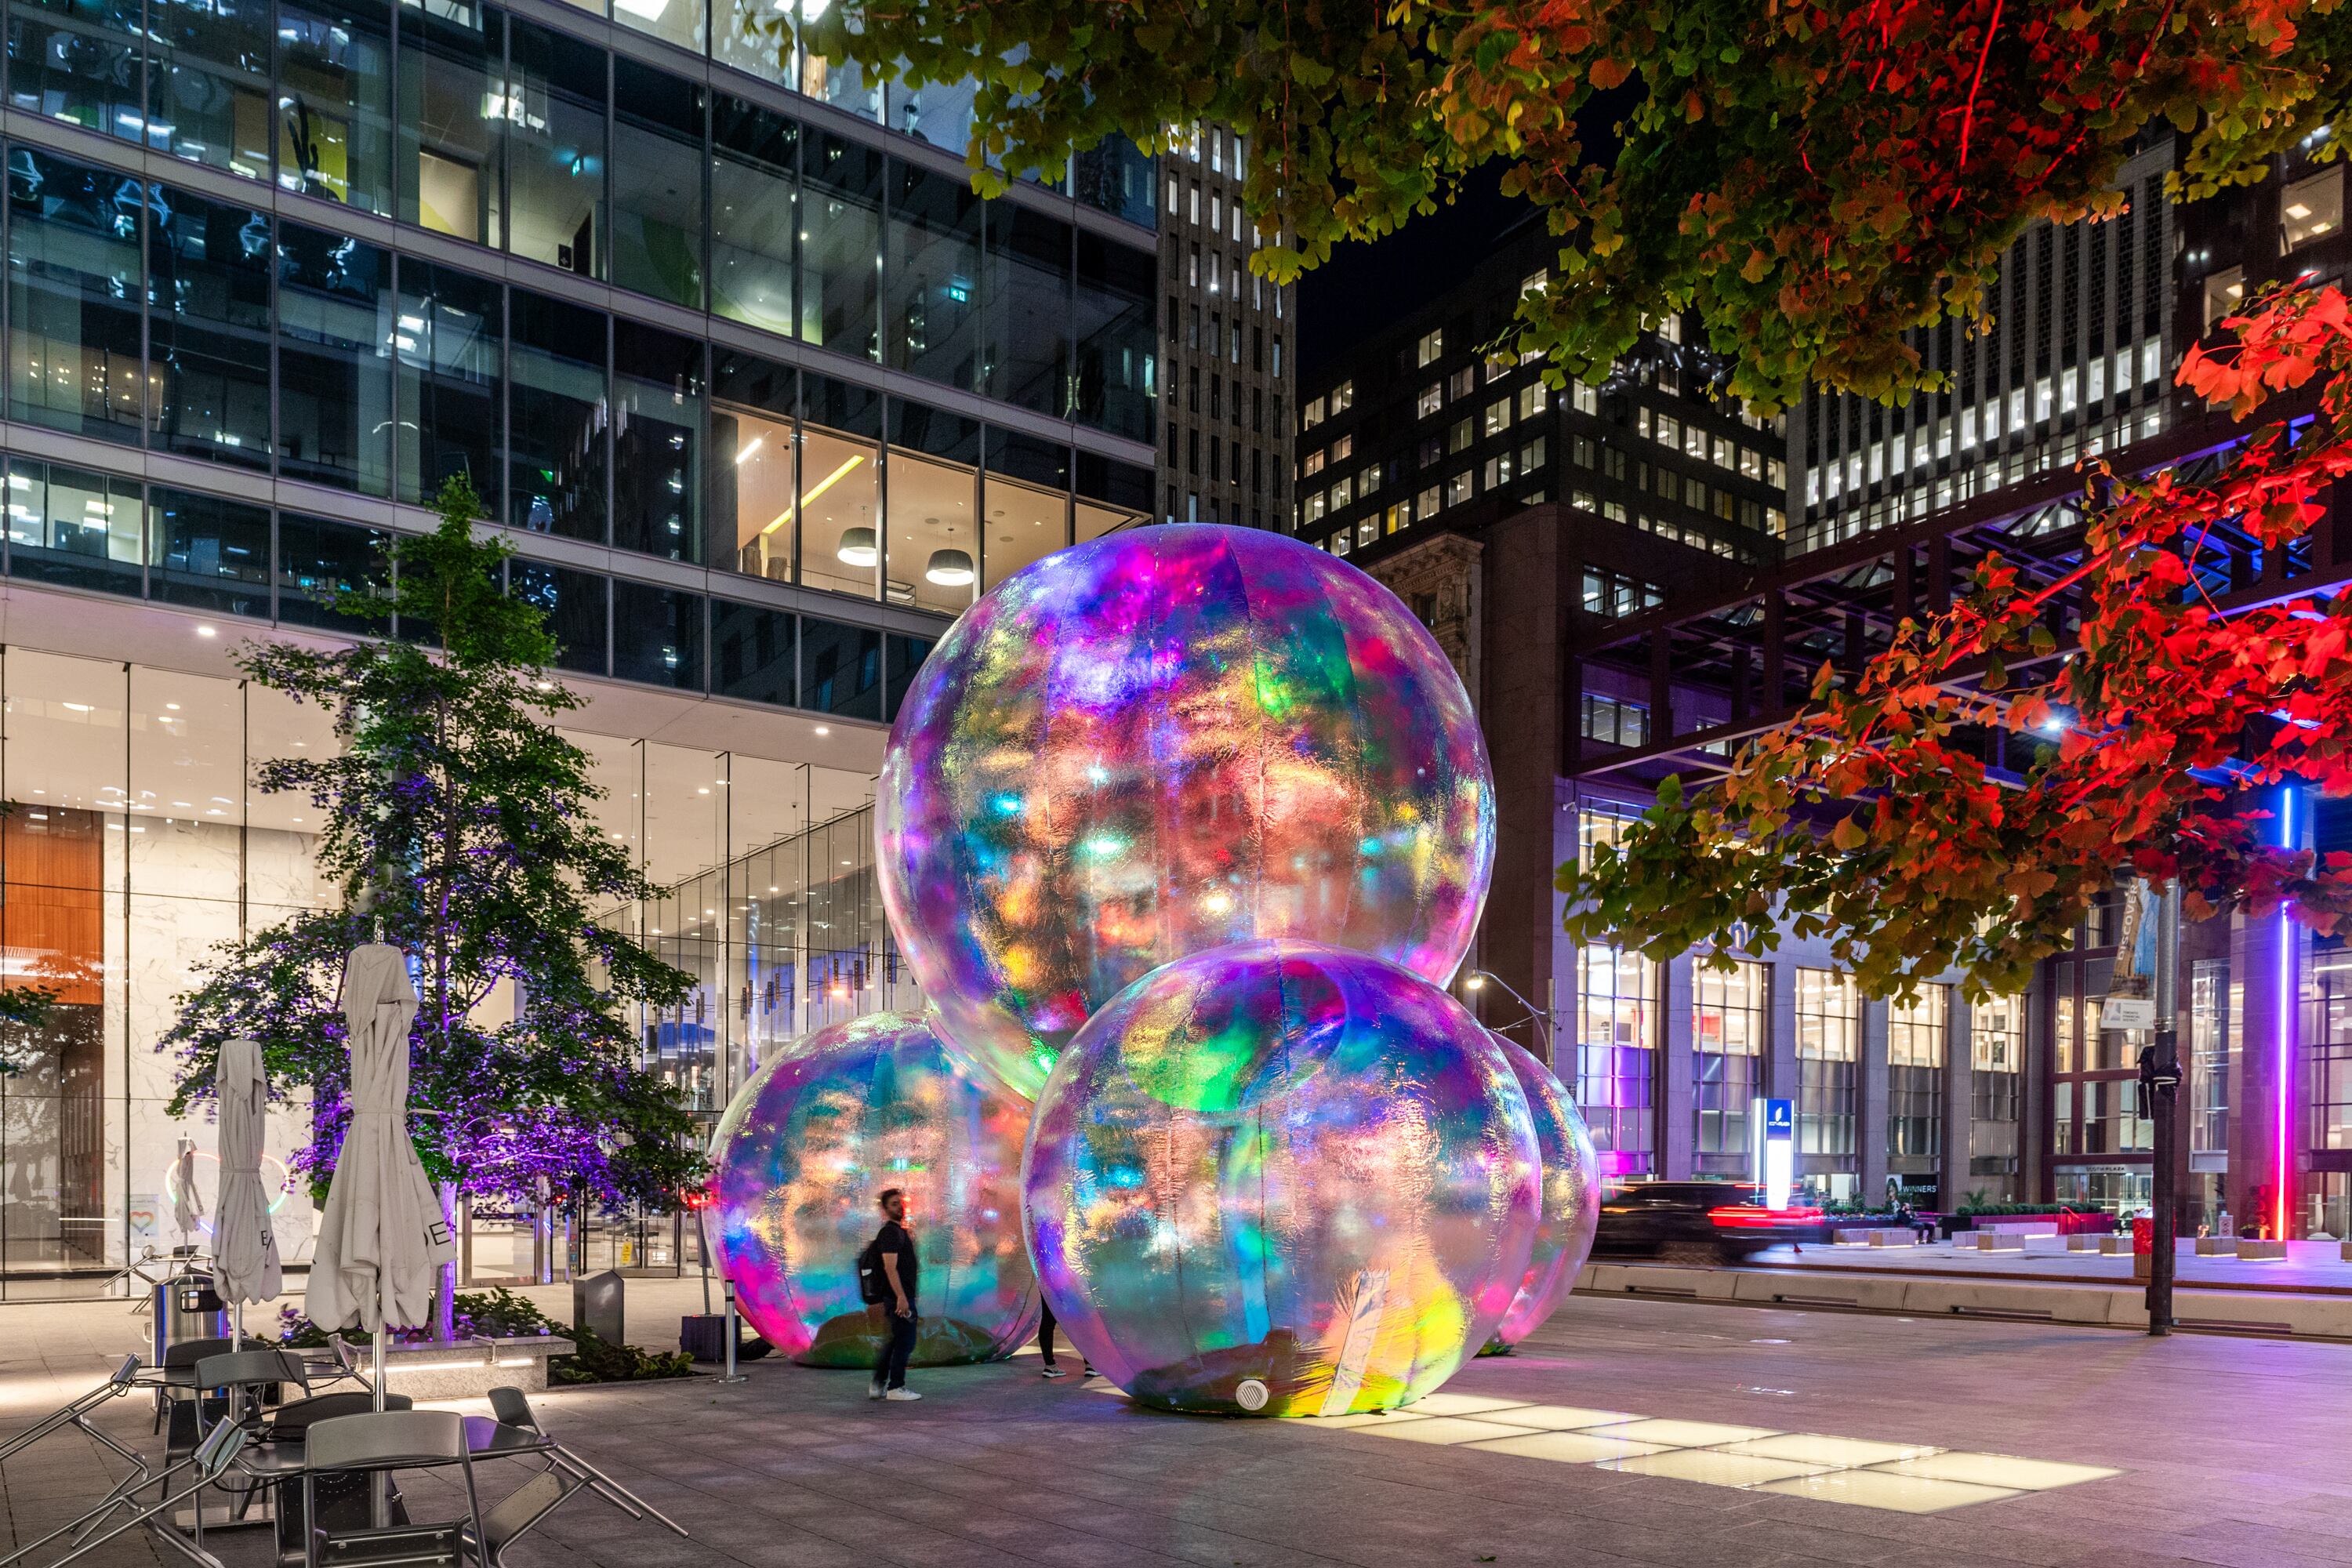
163,477 -> 700,1334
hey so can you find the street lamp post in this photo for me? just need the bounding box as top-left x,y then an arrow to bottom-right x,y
1461,968 -> 1555,1065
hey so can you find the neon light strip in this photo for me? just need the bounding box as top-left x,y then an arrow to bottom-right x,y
760,454 -> 865,538
2279,783 -> 2296,1243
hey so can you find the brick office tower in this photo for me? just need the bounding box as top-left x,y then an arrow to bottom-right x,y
1155,124 -> 1296,528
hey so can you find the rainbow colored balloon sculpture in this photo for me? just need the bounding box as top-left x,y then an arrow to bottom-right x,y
1024,940 -> 1538,1416
877,524 -> 1494,1099
1490,1034 -> 1601,1349
706,1012 -> 1037,1367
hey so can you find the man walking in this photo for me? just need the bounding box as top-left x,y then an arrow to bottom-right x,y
868,1188 -> 921,1402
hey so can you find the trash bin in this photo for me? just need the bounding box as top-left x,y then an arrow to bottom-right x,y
679,1315 -> 729,1363
574,1269 -> 625,1347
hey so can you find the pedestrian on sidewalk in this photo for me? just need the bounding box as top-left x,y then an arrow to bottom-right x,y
866,1188 -> 920,1402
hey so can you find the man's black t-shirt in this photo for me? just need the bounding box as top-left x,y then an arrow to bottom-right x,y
873,1220 -> 919,1310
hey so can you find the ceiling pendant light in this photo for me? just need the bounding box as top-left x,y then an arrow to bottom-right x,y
836,526 -> 878,568
924,548 -> 975,587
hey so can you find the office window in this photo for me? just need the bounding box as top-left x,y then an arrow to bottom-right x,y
1415,328 -> 1443,367
1327,476 -> 1352,510
1073,233 -> 1156,441
147,487 -> 269,616
149,0 -> 273,180
1519,437 -> 1546,474
146,185 -> 272,469
1415,484 -> 1439,517
1577,944 -> 1653,1170
1517,383 -> 1547,420
710,99 -> 798,337
2190,959 -> 2231,1156
397,0 -> 502,247
6,459 -> 143,596
507,289 -> 608,544
276,223 -> 392,495
1581,568 -> 1663,619
1887,984 -> 1948,1171
1484,397 -> 1512,437
612,322 -> 702,561
7,0 -> 143,144
2205,266 -> 2245,332
982,434 -> 1069,591
612,581 -> 703,689
7,148 -> 145,442
802,616 -> 882,719
394,257 -> 501,510
1573,381 -> 1598,414
710,349 -> 795,585
1445,471 -> 1472,508
1693,960 -> 1766,1169
984,201 -> 1070,416
800,372 -> 883,600
276,0 -> 394,213
886,631 -> 936,720
1417,382 -> 1442,418
887,158 -> 982,390
1446,365 -> 1475,401
712,599 -> 797,706
1482,451 -> 1514,490
1795,969 -> 1859,1164
804,131 -> 884,360
507,20 -> 604,278
1302,396 -> 1325,429
276,512 -> 387,630
2284,168 -> 2343,251
883,403 -> 979,614
1970,991 -> 2024,1188
508,560 -> 606,675
1330,378 -> 1354,412
1581,693 -> 1646,748
611,58 -> 705,309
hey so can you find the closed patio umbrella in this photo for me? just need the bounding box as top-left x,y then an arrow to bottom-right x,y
212,1036 -> 281,1347
306,943 -> 456,1407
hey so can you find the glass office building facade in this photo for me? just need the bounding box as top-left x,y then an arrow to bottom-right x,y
0,0 -> 1158,1289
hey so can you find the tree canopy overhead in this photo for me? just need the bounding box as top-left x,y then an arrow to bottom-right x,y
1555,284 -> 2352,1004
804,0 -> 2349,408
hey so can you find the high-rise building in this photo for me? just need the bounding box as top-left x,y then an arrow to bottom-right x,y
1154,122 -> 1293,528
0,1 -> 1160,1290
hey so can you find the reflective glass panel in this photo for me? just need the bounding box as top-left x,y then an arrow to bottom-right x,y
6,0 -> 144,143
276,222 -> 393,495
275,511 -> 387,630
801,130 -> 880,359
800,617 -> 880,720
798,374 -> 880,600
710,97 -> 797,337
612,580 -> 702,689
508,288 -> 608,543
711,600 -> 795,706
146,184 -> 272,468
276,0 -> 394,214
712,0 -> 793,84
984,201 -> 1068,416
510,559 -> 607,674
148,0 -> 273,179
146,486 -> 269,615
884,402 -> 976,614
7,147 -> 145,442
1073,232 -> 1154,441
394,257 -> 501,508
886,158 -> 981,390
6,459 -> 142,596
710,349 -> 794,583
396,0 -> 501,247
612,321 -> 701,561
611,57 -> 702,309
508,19 -> 605,279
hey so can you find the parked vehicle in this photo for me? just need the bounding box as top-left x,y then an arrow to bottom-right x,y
1595,1180 -> 1828,1263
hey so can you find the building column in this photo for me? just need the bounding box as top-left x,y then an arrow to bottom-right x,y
1860,997 -> 1891,1201
1944,989 -> 1974,1210
1766,956 -> 1798,1127
1661,953 -> 1695,1179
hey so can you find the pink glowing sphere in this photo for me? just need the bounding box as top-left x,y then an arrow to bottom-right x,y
706,1012 -> 1037,1367
877,524 -> 1494,1100
1024,940 -> 1538,1417
1490,1034 -> 1601,1348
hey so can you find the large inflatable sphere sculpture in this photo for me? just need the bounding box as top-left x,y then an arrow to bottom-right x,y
1024,940 -> 1538,1417
878,524 -> 1494,1099
1490,1035 -> 1602,1348
708,1011 -> 1037,1367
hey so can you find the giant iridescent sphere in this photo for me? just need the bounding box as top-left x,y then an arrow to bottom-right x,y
1490,1034 -> 1601,1348
707,1011 -> 1038,1367
879,524 -> 1494,1100
1024,940 -> 1538,1417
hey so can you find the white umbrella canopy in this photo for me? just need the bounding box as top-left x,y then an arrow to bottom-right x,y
306,944 -> 456,1338
212,1036 -> 282,1315
169,1133 -> 204,1251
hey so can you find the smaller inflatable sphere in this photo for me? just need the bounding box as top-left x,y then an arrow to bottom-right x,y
1025,940 -> 1538,1417
1490,1034 -> 1602,1348
708,1011 -> 1038,1367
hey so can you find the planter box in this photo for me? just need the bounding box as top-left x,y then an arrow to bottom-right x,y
2235,1238 -> 2287,1261
1960,1231 -> 2023,1251
365,1336 -> 575,1401
2195,1236 -> 2235,1255
2098,1235 -> 2134,1255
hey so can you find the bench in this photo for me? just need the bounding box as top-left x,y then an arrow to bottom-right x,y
1958,1230 -> 2023,1252
2234,1238 -> 2287,1261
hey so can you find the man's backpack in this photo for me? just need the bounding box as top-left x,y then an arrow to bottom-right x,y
856,1233 -> 887,1305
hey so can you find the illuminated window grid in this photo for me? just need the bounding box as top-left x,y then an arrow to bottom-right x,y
1302,1395 -> 2119,1514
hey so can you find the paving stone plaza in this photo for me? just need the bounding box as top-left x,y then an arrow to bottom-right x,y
4,1283 -> 2344,1568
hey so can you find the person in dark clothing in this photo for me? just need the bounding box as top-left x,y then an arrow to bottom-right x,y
1035,1298 -> 1093,1380
869,1189 -> 921,1401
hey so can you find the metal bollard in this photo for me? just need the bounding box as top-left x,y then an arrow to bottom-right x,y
719,1281 -> 747,1384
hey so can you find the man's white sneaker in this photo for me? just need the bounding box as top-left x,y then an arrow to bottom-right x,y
884,1388 -> 923,1401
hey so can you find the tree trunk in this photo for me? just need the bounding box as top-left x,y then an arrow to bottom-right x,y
435,1181 -> 459,1343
